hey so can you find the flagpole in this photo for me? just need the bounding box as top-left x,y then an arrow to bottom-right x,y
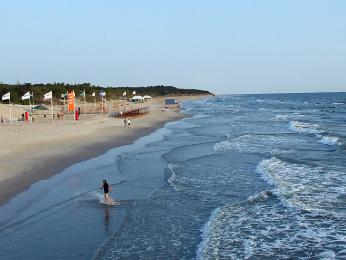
9,97 -> 11,125
29,94 -> 32,123
32,92 -> 34,123
74,91 -> 76,124
104,95 -> 107,118
84,91 -> 86,120
68,94 -> 70,118
51,96 -> 54,121
101,93 -> 103,118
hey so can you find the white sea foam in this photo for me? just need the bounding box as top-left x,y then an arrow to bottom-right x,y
275,114 -> 290,120
167,163 -> 179,191
213,135 -> 293,154
196,193 -> 346,259
191,114 -> 211,119
246,190 -> 273,203
243,238 -> 256,259
213,138 -> 253,153
289,121 -> 323,134
319,250 -> 336,259
196,207 -> 221,260
319,136 -> 341,146
289,121 -> 343,146
213,140 -> 233,152
256,157 -> 346,212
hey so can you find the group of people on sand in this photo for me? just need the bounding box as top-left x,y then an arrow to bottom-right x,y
123,118 -> 131,127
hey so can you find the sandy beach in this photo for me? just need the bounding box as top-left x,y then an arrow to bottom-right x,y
0,96 -> 203,205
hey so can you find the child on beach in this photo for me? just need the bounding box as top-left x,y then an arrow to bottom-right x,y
101,180 -> 113,204
127,119 -> 131,127
124,118 -> 127,127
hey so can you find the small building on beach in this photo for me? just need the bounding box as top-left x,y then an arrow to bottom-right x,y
164,98 -> 179,108
131,95 -> 144,103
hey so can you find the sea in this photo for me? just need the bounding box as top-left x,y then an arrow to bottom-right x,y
0,92 -> 346,259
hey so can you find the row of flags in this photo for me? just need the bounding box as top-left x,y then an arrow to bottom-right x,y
1,91 -> 51,101
2,90 -> 138,102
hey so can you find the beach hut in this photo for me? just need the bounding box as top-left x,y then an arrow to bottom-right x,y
131,95 -> 144,103
164,98 -> 179,108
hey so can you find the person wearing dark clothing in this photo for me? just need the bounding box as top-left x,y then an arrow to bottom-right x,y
101,180 -> 112,203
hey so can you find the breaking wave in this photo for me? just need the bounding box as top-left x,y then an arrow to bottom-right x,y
318,135 -> 342,146
289,121 -> 323,134
197,192 -> 346,259
289,121 -> 343,146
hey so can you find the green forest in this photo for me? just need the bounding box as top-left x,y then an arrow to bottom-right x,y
0,83 -> 212,104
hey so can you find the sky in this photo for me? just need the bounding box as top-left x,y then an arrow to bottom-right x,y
1,0 -> 346,94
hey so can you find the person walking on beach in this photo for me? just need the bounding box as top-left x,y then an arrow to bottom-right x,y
127,118 -> 131,127
124,118 -> 127,127
101,180 -> 112,203
1,115 -> 4,126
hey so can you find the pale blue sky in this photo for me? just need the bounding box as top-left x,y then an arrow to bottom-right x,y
1,0 -> 345,94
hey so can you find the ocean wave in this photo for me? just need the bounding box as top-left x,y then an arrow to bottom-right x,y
196,192 -> 346,259
289,121 -> 343,146
256,157 -> 346,212
213,134 -> 295,154
213,140 -> 233,152
196,207 -> 221,260
212,138 -> 254,153
318,135 -> 342,146
246,190 -> 274,203
290,121 -> 343,145
167,163 -> 179,191
224,131 -> 232,138
274,113 -> 305,120
190,113 -> 212,119
275,114 -> 291,120
289,121 -> 323,134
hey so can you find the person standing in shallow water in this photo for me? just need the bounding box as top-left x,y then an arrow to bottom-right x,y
101,180 -> 112,203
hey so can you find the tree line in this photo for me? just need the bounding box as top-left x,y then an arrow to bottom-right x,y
0,83 -> 212,104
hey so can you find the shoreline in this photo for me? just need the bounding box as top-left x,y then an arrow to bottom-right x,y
0,103 -> 190,205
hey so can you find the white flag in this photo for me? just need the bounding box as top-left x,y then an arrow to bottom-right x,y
100,91 -> 106,97
123,91 -> 126,96
92,92 -> 95,97
132,91 -> 136,95
2,92 -> 10,101
44,91 -> 52,100
61,93 -> 67,98
80,90 -> 85,97
22,91 -> 31,100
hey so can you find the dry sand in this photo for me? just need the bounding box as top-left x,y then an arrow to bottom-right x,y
0,96 -> 206,205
